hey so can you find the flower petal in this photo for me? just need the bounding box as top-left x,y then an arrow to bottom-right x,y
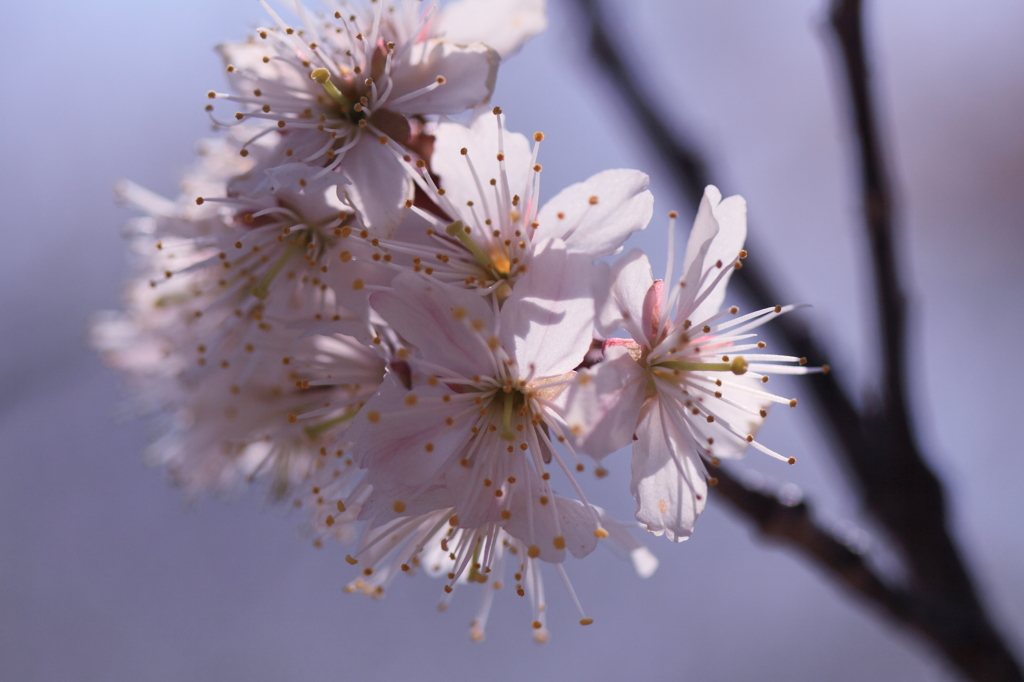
499,239 -> 595,379
503,488 -> 599,562
339,135 -> 413,235
680,185 -> 747,325
630,397 -> 708,542
347,373 -> 475,491
563,347 -> 647,460
534,169 -> 653,258
370,273 -> 497,380
439,0 -> 548,59
386,41 -> 499,116
430,115 -> 533,222
597,249 -> 654,344
596,511 -> 660,578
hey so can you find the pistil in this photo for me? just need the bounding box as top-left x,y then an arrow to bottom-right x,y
446,220 -> 497,271
500,391 -> 516,441
310,68 -> 351,108
660,356 -> 748,375
252,238 -> 303,299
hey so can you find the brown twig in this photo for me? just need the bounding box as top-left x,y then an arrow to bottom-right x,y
568,0 -> 1023,679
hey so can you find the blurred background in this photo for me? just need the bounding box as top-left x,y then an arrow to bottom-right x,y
1,1 -> 1022,680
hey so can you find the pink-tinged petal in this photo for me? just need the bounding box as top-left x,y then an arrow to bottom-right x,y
338,135 -> 413,235
680,185 -> 747,325
430,116 -> 533,220
499,239 -> 595,379
503,489 -> 599,562
216,42 -> 307,97
371,272 -> 497,379
534,169 -> 653,258
358,484 -> 455,527
347,373 -> 475,490
563,347 -> 647,460
596,511 -> 660,578
227,130 -> 336,197
439,0 -> 547,59
597,249 -> 654,344
630,397 -> 708,542
441,455 -> 502,528
386,41 -> 499,116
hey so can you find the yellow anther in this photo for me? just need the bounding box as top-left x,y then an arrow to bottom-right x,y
730,356 -> 749,375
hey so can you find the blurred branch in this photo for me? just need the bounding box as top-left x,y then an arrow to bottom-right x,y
827,1 -> 1021,679
710,465 -> 935,654
569,0 -> 1022,679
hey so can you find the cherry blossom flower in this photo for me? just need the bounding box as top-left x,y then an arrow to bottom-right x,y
564,186 -> 823,542
95,133 -> 389,497
368,109 -> 653,306
208,0 -> 544,231
324,501 -> 656,642
333,268 -> 622,629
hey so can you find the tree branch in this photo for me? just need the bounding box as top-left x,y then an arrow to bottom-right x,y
568,0 -> 1023,678
827,1 -> 1021,678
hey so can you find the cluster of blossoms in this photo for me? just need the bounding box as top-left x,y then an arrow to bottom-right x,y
94,0 -> 820,641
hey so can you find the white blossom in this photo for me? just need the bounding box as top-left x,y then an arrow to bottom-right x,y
208,0 -> 538,232
564,186 -> 822,542
369,109 -> 652,305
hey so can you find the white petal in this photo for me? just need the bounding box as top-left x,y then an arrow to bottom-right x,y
534,169 -> 653,258
386,41 -> 499,116
358,485 -> 454,527
371,273 -> 497,379
228,131 -> 336,198
563,347 -> 647,460
347,374 -> 474,490
503,490 -> 599,562
680,185 -> 747,324
216,42 -> 307,97
630,398 -> 708,542
339,135 -> 413,235
499,239 -> 595,379
440,0 -> 548,59
595,512 -> 660,578
597,249 -> 654,343
430,116 -> 533,222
